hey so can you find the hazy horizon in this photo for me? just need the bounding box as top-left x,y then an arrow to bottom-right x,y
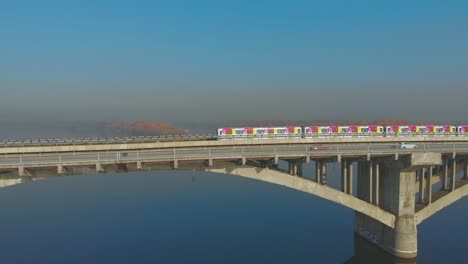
2,1 -> 467,122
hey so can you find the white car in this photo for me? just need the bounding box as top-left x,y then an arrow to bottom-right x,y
399,142 -> 417,149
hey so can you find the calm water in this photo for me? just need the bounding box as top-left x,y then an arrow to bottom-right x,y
0,166 -> 466,263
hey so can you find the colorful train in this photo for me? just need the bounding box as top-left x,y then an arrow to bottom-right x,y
217,125 -> 468,139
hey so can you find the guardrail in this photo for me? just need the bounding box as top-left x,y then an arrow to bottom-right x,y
1,133 -> 467,148
0,134 -> 218,148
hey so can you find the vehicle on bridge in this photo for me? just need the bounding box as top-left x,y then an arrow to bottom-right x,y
309,146 -> 332,151
399,142 -> 417,149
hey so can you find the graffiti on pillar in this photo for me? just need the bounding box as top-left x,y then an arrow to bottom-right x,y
359,227 -> 379,245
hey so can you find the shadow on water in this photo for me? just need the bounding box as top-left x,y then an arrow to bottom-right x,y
344,234 -> 416,264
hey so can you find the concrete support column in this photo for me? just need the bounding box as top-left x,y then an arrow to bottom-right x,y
341,160 -> 348,193
288,162 -> 293,175
357,161 -> 371,203
315,161 -> 321,184
241,157 -> 247,165
419,168 -> 426,203
18,166 -> 26,176
369,160 -> 373,204
57,164 -> 65,174
137,161 -> 143,170
173,160 -> 179,169
443,160 -> 449,190
96,163 -> 104,173
451,159 -> 457,191
427,166 -> 433,204
355,157 -> 420,259
321,162 -> 327,185
297,162 -> 303,177
465,161 -> 468,179
347,162 -> 353,195
374,162 -> 380,206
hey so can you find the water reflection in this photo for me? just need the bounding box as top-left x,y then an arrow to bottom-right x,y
345,234 -> 416,264
0,171 -> 54,188
0,169 -> 466,263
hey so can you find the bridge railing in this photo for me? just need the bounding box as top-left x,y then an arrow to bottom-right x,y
1,142 -> 468,167
0,134 -> 218,148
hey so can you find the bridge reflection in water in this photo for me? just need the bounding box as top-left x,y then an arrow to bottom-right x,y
0,171 -> 431,263
345,234 -> 416,264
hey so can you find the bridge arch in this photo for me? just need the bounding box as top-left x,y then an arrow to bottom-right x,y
0,160 -> 395,228
203,161 -> 395,228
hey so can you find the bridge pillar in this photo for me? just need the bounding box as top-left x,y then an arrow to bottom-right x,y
297,161 -> 303,177
443,159 -> 449,190
427,166 -> 433,204
173,160 -> 179,169
374,161 -> 380,206
465,161 -> 468,179
96,163 -> 104,173
18,166 -> 29,176
451,159 -> 457,191
347,162 -> 353,195
288,162 -> 292,175
356,157 -> 418,259
321,162 -> 327,185
57,164 -> 66,174
357,161 -> 373,203
315,161 -> 321,184
137,161 -> 143,170
419,168 -> 426,203
341,160 -> 348,193
286,160 -> 302,176
356,153 -> 441,258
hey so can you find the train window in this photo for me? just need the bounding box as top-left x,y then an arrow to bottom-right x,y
236,129 -> 244,134
218,130 -> 222,135
277,129 -> 286,134
342,128 -> 349,133
361,128 -> 369,133
297,128 -> 301,133
321,128 -> 329,133
402,128 -> 409,133
257,129 -> 265,134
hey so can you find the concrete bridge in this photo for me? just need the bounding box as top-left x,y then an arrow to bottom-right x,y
1,136 -> 468,259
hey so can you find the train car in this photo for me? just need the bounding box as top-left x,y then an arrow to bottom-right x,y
432,125 -> 457,136
217,126 -> 302,140
415,125 -> 432,136
261,126 -> 302,139
304,126 -> 339,138
385,125 -> 417,137
385,125 -> 398,137
304,126 -> 319,138
217,127 -> 241,140
458,126 -> 468,136
357,125 -> 385,137
337,126 -> 357,137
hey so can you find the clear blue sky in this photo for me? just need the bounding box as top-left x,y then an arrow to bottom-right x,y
1,0 -> 467,122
